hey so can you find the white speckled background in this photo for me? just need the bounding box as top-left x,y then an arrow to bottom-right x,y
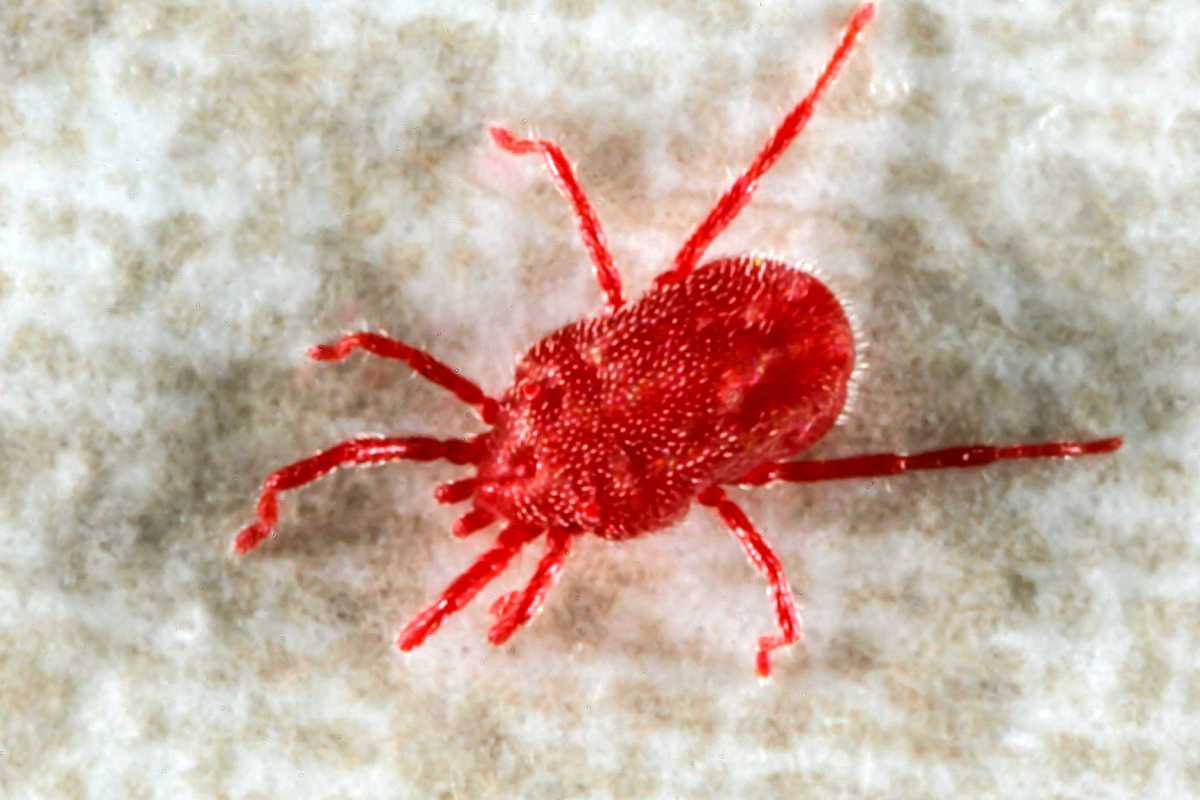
2,1 -> 1197,797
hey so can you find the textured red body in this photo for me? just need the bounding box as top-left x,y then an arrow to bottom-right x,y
479,257 -> 853,541
232,4 -> 1121,677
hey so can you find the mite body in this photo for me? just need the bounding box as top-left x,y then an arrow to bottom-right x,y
233,4 -> 1121,677
479,257 -> 853,541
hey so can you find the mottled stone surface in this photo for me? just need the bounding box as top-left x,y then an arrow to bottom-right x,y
1,1 -> 1196,797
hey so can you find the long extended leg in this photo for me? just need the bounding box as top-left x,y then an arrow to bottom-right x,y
732,436 -> 1123,486
487,529 -> 574,645
309,332 -> 498,423
656,3 -> 876,288
232,435 -> 484,554
396,524 -> 542,651
489,126 -> 625,310
697,487 -> 802,678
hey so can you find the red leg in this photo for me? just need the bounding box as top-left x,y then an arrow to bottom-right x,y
698,487 -> 802,678
434,476 -> 478,504
656,3 -> 876,287
732,436 -> 1123,486
489,126 -> 625,310
487,529 -> 574,645
309,332 -> 498,423
396,524 -> 542,651
488,590 -> 521,621
232,435 -> 484,554
452,507 -> 496,539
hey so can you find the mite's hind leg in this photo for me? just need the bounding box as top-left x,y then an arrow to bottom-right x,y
489,126 -> 625,310
233,435 -> 484,554
732,436 -> 1123,486
397,524 -> 542,651
309,331 -> 498,423
487,529 -> 575,645
698,487 -> 802,678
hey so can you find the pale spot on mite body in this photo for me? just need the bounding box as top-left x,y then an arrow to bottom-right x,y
1,1 -> 1196,798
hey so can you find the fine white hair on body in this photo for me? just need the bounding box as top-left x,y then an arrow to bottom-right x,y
733,251 -> 867,428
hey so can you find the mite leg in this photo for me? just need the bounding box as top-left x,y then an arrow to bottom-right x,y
487,529 -> 574,645
488,591 -> 521,621
698,487 -> 802,679
732,436 -> 1123,486
489,126 -> 625,310
452,507 -> 496,539
656,3 -> 876,287
396,524 -> 542,651
232,435 -> 484,554
434,476 -> 479,504
309,331 -> 498,423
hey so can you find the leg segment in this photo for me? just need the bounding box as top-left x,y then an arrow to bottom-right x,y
490,126 -> 625,310
732,436 -> 1123,486
697,487 -> 802,678
232,435 -> 484,554
434,476 -> 479,504
487,529 -> 574,645
309,332 -> 498,423
488,590 -> 521,621
656,3 -> 876,287
452,508 -> 496,539
396,524 -> 542,651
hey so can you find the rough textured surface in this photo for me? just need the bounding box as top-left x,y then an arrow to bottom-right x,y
1,1 -> 1196,797
476,256 -> 853,541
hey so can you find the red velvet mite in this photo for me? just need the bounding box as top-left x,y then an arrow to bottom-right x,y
232,4 -> 1122,677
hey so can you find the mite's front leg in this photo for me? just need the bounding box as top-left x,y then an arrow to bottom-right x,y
487,529 -> 575,645
233,435 -> 484,554
396,524 -> 542,651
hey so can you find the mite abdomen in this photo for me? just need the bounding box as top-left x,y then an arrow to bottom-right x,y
589,256 -> 856,478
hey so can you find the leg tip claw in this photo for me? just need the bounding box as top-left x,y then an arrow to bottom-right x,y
755,633 -> 800,679
307,343 -> 339,361
232,523 -> 269,554
486,603 -> 525,646
396,607 -> 442,652
489,591 -> 520,620
486,623 -> 513,646
489,124 -> 516,148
